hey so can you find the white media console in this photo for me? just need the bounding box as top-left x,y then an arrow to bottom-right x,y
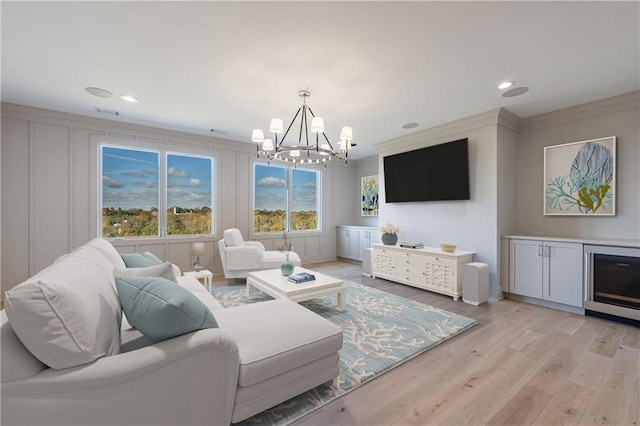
371,243 -> 474,300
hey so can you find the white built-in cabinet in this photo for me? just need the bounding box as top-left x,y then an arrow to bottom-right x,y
508,239 -> 583,308
336,226 -> 379,261
371,244 -> 474,300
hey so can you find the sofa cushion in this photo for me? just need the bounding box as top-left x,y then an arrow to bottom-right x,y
116,276 -> 218,342
0,311 -> 47,382
223,228 -> 245,247
177,275 -> 224,312
84,238 -> 127,269
120,252 -> 163,268
214,299 -> 343,387
4,254 -> 122,369
114,262 -> 177,283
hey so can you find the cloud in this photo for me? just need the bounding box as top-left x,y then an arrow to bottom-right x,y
303,182 -> 317,188
190,178 -> 202,187
167,188 -> 211,208
102,188 -> 158,210
255,192 -> 285,210
257,177 -> 286,187
103,175 -> 125,188
135,181 -> 157,188
167,167 -> 190,178
124,171 -> 145,178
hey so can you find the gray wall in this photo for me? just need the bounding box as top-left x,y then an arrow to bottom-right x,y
516,91 -> 639,240
1,103 -> 354,293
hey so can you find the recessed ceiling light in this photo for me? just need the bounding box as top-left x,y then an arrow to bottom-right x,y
498,81 -> 515,90
502,87 -> 529,98
85,87 -> 113,98
120,95 -> 139,103
402,122 -> 419,129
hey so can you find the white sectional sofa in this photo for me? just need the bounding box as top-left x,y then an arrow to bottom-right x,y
1,238 -> 342,425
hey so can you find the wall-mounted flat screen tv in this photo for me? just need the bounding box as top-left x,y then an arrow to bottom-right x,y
383,138 -> 470,202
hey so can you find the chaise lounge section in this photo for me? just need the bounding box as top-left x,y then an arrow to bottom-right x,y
1,238 -> 342,425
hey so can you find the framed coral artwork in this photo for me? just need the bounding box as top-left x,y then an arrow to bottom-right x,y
544,136 -> 616,216
361,175 -> 379,217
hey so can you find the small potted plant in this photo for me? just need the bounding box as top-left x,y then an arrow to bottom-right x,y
380,222 -> 401,245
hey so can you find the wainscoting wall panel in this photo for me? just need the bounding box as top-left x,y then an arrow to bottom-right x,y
1,103 -> 357,294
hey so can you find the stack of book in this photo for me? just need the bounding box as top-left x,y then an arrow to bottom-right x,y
400,242 -> 424,249
287,272 -> 316,283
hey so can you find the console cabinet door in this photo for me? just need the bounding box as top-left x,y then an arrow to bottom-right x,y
509,239 -> 583,308
372,247 -> 397,279
509,239 -> 543,298
544,241 -> 583,307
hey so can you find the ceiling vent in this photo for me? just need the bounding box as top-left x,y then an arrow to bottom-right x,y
95,107 -> 120,116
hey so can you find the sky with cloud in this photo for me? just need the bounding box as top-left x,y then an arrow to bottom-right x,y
102,146 -> 212,210
254,164 -> 317,211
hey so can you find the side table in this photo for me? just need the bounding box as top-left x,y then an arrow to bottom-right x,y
184,270 -> 213,292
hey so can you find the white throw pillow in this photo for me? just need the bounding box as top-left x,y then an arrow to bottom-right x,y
113,262 -> 177,283
4,255 -> 122,369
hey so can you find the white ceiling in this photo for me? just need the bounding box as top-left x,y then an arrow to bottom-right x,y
2,1 -> 638,159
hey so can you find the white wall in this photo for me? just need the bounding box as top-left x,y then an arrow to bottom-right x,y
0,103 -> 354,293
516,91 -> 639,240
375,109 -> 518,298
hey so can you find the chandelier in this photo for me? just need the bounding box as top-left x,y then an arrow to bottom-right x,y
251,90 -> 354,166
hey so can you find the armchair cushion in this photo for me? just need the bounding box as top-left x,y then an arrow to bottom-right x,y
225,245 -> 263,270
223,228 -> 245,246
115,276 -> 218,343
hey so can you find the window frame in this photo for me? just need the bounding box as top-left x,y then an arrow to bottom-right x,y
251,161 -> 322,235
97,139 -> 217,240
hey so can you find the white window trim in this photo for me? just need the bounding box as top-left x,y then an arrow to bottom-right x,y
93,136 -> 218,240
251,161 -> 323,236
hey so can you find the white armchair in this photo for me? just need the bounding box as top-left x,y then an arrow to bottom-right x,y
218,228 -> 301,279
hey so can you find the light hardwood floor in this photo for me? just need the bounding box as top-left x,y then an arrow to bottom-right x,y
218,260 -> 639,426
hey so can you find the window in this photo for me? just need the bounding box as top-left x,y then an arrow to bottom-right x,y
253,164 -> 320,233
166,153 -> 213,235
100,145 -> 214,238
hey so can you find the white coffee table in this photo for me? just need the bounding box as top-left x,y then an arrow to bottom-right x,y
247,267 -> 346,311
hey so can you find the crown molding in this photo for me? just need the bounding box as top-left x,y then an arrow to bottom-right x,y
519,91 -> 639,133
1,102 -> 255,154
375,107 -> 518,156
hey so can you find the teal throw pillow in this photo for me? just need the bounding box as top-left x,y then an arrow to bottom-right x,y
121,252 -> 163,268
115,276 -> 218,342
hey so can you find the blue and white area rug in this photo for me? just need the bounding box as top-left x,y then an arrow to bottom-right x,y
211,280 -> 477,425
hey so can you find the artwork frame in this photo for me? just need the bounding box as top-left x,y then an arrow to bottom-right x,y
544,136 -> 616,216
361,175 -> 379,217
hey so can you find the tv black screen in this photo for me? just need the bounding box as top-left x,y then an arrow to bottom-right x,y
383,138 -> 470,202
